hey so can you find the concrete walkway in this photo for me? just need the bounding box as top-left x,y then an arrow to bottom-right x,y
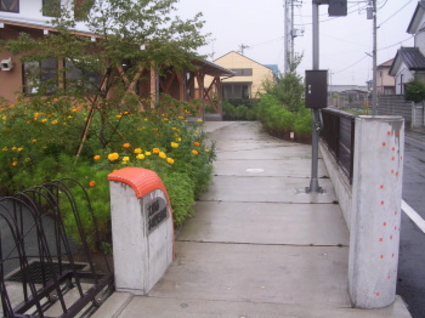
96,121 -> 411,318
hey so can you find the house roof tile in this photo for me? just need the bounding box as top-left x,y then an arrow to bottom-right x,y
398,47 -> 425,70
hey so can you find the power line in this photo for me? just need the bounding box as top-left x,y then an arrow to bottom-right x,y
333,55 -> 368,74
377,35 -> 414,51
333,35 -> 413,74
378,0 -> 414,27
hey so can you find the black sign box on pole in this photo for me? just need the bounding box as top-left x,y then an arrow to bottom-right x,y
305,70 -> 328,109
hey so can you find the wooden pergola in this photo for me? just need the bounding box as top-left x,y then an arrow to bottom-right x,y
0,19 -> 234,119
155,60 -> 234,119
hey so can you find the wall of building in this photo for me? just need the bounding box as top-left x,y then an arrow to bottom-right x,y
394,67 -> 413,95
0,0 -> 74,21
377,67 -> 395,95
213,52 -> 274,98
416,29 -> 425,55
0,27 -> 45,102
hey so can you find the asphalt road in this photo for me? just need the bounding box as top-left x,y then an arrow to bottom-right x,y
397,129 -> 425,318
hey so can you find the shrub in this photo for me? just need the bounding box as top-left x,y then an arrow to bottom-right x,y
222,100 -> 257,121
0,99 -> 216,252
405,79 -> 425,103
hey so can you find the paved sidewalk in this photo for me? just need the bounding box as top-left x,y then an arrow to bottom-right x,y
96,121 -> 411,318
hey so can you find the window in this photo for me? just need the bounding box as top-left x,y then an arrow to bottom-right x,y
0,0 -> 19,13
231,68 -> 253,76
43,0 -> 61,17
222,84 -> 250,99
23,57 -> 58,95
65,58 -> 101,92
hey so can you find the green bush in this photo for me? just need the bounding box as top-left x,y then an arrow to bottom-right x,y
256,94 -> 311,143
223,100 -> 257,121
405,79 -> 425,103
257,57 -> 311,143
0,99 -> 215,252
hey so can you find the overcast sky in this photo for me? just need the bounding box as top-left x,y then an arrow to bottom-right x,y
176,0 -> 419,86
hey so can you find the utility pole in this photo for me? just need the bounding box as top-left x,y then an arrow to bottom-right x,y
284,0 -> 304,73
284,0 -> 292,73
238,44 -> 249,55
372,0 -> 378,115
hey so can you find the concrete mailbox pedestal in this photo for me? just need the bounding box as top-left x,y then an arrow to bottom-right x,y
108,167 -> 173,295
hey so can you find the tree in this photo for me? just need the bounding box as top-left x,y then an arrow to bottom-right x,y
3,0 -> 208,156
260,55 -> 305,112
405,79 -> 425,103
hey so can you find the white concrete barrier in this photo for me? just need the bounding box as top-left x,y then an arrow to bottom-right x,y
108,167 -> 174,295
348,116 -> 404,308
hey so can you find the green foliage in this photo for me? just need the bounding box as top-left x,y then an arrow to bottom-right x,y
256,57 -> 311,142
0,98 -> 215,253
260,56 -> 305,113
160,172 -> 195,226
0,0 -> 215,252
223,102 -> 257,121
405,79 -> 425,103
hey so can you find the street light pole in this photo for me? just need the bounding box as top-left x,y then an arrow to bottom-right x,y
306,1 -> 323,193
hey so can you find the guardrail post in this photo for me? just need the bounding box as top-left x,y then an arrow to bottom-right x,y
348,116 -> 404,308
108,167 -> 174,295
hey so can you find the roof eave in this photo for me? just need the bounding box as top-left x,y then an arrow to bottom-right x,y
407,2 -> 425,34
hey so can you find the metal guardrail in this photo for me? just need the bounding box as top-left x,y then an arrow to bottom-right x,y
321,108 -> 356,184
0,178 -> 114,318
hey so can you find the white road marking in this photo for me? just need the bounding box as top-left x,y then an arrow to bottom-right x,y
402,200 -> 425,234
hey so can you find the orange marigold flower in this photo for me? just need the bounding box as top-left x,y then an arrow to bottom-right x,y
167,157 -> 175,165
193,141 -> 201,147
134,148 -> 142,154
89,180 -> 96,187
93,155 -> 101,160
123,143 -> 131,148
192,150 -> 199,155
153,148 -> 160,154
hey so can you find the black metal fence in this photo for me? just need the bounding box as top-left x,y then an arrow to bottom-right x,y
321,108 -> 356,183
0,178 -> 114,318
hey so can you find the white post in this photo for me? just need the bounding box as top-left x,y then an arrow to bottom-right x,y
349,116 -> 404,308
108,167 -> 174,295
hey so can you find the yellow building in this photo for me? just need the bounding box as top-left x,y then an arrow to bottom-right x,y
206,51 -> 277,99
